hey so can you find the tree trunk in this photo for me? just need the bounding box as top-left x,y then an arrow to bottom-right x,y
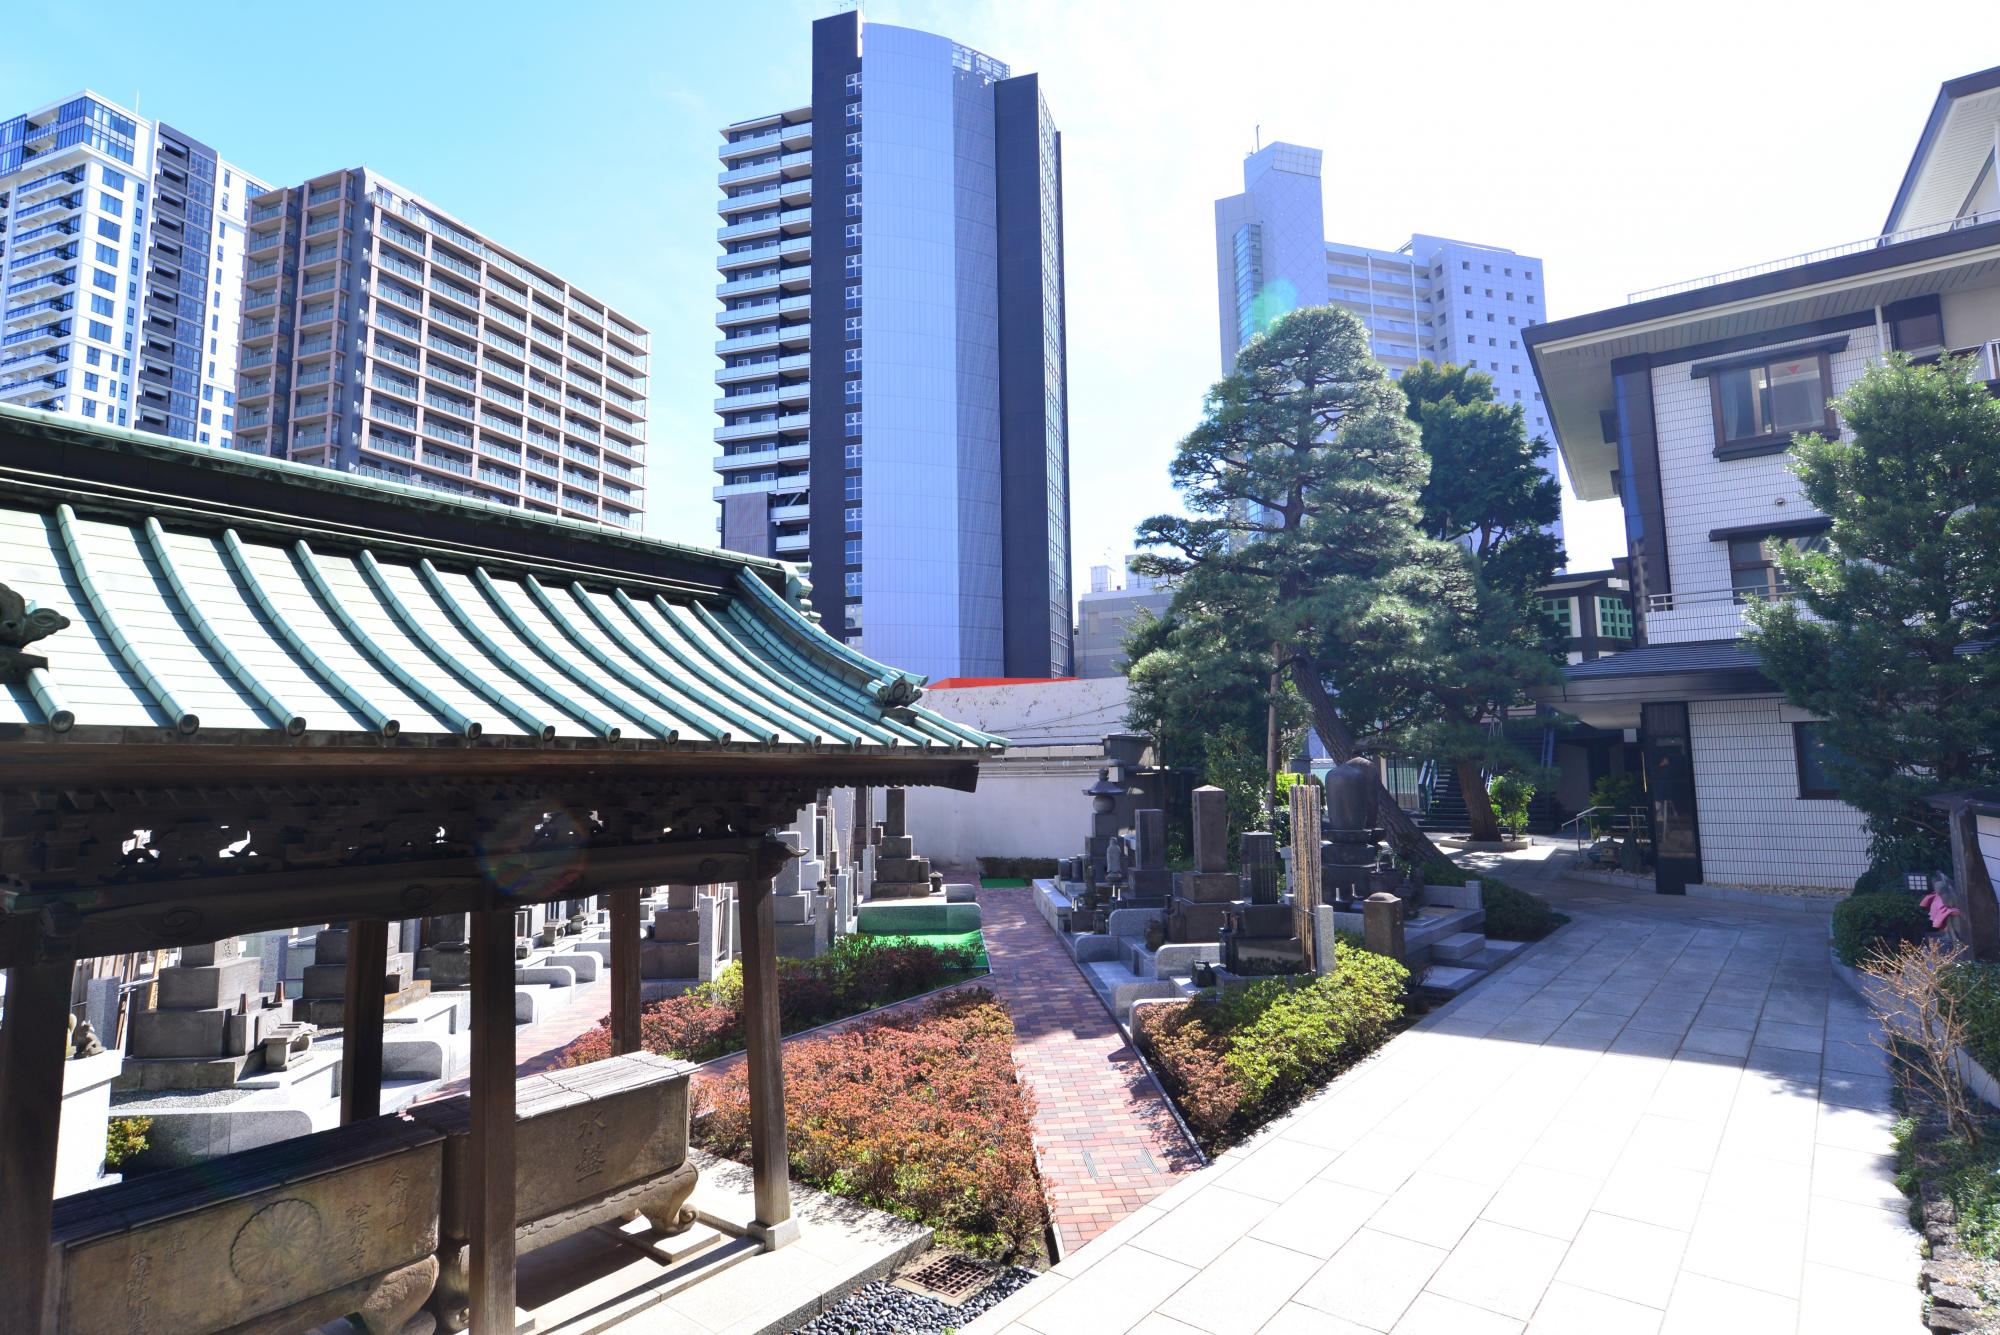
1456,759 -> 1503,842
1286,656 -> 1447,866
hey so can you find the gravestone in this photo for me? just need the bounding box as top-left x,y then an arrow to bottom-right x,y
1127,809 -> 1173,900
1168,787 -> 1239,942
643,884 -> 703,980
417,913 -> 471,990
871,786 -> 935,900
1233,830 -> 1295,940
294,923 -> 423,1028
1321,761 -> 1384,908
120,937 -> 314,1090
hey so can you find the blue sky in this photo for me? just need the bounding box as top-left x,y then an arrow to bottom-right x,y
6,0 -> 1988,581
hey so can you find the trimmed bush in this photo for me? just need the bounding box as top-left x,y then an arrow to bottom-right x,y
105,1115 -> 151,1171
1135,942 -> 1407,1151
1832,891 -> 1930,966
1419,857 -> 1470,887
696,989 -> 1045,1260
977,856 -> 1059,880
558,934 -> 979,1067
1945,961 -> 2000,1076
1480,877 -> 1567,941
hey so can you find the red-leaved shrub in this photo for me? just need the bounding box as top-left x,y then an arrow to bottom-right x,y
695,988 -> 1046,1260
557,934 -> 979,1068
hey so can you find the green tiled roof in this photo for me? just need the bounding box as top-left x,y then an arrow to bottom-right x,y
0,404 -> 1004,756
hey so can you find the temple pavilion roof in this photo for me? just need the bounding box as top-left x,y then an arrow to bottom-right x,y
0,403 -> 1002,765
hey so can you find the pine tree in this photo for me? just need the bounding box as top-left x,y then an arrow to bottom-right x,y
1746,353 -> 2000,867
1132,306 -> 1466,861
1398,362 -> 1566,840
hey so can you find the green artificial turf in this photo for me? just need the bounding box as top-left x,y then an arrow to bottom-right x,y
856,927 -> 990,970
980,877 -> 1030,888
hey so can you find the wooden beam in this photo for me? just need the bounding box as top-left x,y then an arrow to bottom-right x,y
0,959 -> 73,1333
339,918 -> 389,1123
467,905 -> 518,1335
737,849 -> 794,1246
610,888 -> 642,1056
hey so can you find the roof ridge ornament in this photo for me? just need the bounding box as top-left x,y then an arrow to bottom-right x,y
0,583 -> 69,683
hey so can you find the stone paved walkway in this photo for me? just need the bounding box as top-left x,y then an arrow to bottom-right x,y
976,883 -> 1204,1255
967,875 -> 1925,1335
420,966 -> 611,1100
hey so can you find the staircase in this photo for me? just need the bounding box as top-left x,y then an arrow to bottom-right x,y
1417,765 -> 1469,832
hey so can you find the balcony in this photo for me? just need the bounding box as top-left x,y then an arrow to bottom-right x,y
482,382 -> 525,410
479,411 -> 523,439
7,243 -> 81,278
420,449 -> 474,478
713,442 -> 810,471
305,213 -> 343,237
423,418 -> 475,450
247,228 -> 285,254
296,333 -> 336,358
430,275 -> 481,312
431,248 -> 481,283
716,386 -> 782,414
774,530 -> 809,553
427,362 -> 476,393
483,439 -> 523,465
362,432 -> 416,460
294,364 -> 334,388
487,328 -> 528,356
240,317 -> 277,343
430,304 -> 479,338
376,252 -> 424,284
373,282 -> 422,313
15,192 -> 83,225
525,453 -> 560,479
427,334 -> 478,367
293,426 -> 329,448
525,478 -> 558,503
717,270 -> 785,300
369,401 -> 418,430
5,271 -> 75,305
240,347 -> 275,371
299,305 -> 339,330
372,341 -> 420,372
374,308 -> 423,340
718,185 -> 783,220
486,305 -> 526,334
372,372 -> 418,401
482,356 -> 525,385
242,288 -> 279,312
719,128 -> 783,161
561,493 -> 599,516
716,299 -> 784,331
16,166 -> 85,203
425,392 -> 475,422
478,467 -> 519,491
719,158 -> 784,191
300,273 -> 339,297
249,198 -> 286,223
1641,586 -> 1777,644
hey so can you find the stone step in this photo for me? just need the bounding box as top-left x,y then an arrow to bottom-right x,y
1432,931 -> 1487,962
1417,964 -> 1482,996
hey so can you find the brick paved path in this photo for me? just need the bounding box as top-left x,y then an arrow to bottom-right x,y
419,967 -> 611,1100
975,883 -> 1204,1256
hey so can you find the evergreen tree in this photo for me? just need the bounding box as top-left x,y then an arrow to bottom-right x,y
1132,306 -> 1466,860
1398,362 -> 1566,840
1746,353 -> 2000,868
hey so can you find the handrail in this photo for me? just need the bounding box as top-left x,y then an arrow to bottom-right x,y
1558,804 -> 1650,852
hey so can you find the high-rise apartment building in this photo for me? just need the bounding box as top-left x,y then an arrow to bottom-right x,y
711,11 -> 1072,681
0,92 -> 263,445
234,169 -> 648,527
1214,142 -> 1559,541
1073,555 -> 1174,679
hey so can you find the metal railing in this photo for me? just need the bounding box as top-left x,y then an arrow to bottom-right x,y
1557,805 -> 1651,852
1630,208 -> 2000,303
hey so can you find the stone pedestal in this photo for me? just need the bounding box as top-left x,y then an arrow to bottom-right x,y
1363,892 -> 1406,962
1169,787 -> 1237,942
643,884 -> 703,980
120,938 -> 313,1090
871,786 -> 936,900
294,924 -> 423,1028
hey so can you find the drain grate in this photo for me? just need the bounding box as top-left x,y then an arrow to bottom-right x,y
898,1253 -> 994,1304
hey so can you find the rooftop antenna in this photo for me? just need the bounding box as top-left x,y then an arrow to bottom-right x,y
1255,124 -> 1261,152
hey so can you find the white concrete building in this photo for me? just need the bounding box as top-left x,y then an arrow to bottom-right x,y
1528,65 -> 2000,892
0,92 -> 264,446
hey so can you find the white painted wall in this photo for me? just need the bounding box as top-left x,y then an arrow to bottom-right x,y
1689,696 -> 1869,888
1645,330 -> 1879,645
894,677 -> 1131,869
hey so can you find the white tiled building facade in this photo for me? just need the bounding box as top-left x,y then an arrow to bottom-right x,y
1529,66 -> 2000,891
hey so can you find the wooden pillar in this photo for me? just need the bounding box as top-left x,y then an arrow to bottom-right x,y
339,918 -> 389,1124
737,854 -> 795,1247
610,887 -> 642,1055
468,907 -> 517,1334
0,959 -> 74,1333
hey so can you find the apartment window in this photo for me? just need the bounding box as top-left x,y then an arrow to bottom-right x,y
1460,261 -> 1469,270
97,219 -> 120,241
1490,361 -> 1499,371
844,283 -> 862,311
1728,530 -> 1829,603
83,372 -> 100,392
1511,364 -> 1521,374
1527,295 -> 1536,305
844,411 -> 862,437
85,347 -> 101,367
201,408 -> 212,425
1486,313 -> 1494,322
1482,264 -> 1491,273
844,223 -> 862,248
93,269 -> 116,291
90,296 -> 113,317
845,506 -> 862,532
1702,343 -> 1838,457
845,571 -> 862,598
844,347 -> 862,371
1513,389 -> 1522,399
844,378 -> 861,404
1464,309 -> 1474,319
845,101 -> 861,126
845,72 -> 862,93
1504,267 -> 1513,277
1508,315 -> 1518,325
99,193 -> 123,216
845,131 -> 862,157
844,163 -> 862,187
1487,337 -> 1496,346
202,385 -> 214,401
1596,596 -> 1632,640
843,443 -> 861,466
1484,288 -> 1493,297
1509,340 -> 1519,349
1461,285 -> 1470,294
844,315 -> 862,339
88,320 -> 112,342
1525,270 -> 1535,280
843,475 -> 862,501
224,390 -> 234,408
1540,597 -> 1574,636
1792,722 -> 1846,799
1506,291 -> 1515,301
94,242 -> 117,264
845,191 -> 862,218
101,166 -> 126,190
844,538 -> 862,565
81,400 -> 97,418
845,253 -> 862,279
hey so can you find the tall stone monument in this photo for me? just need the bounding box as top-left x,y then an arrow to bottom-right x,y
295,922 -> 421,1027
119,937 -> 314,1090
871,788 -> 934,900
1168,786 -> 1239,942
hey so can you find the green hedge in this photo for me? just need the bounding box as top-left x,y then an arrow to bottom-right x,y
1832,892 -> 1930,966
1944,962 -> 2000,1076
1135,942 -> 1407,1151
977,856 -> 1059,880
1480,877 -> 1567,941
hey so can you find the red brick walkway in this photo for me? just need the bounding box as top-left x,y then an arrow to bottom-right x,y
975,883 -> 1203,1256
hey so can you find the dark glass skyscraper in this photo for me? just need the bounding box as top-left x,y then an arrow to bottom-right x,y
712,12 -> 1071,681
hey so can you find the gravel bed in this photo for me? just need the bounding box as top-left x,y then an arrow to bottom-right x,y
796,1266 -> 1038,1334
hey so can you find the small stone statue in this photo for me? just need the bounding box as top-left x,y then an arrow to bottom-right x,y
67,1013 -> 104,1059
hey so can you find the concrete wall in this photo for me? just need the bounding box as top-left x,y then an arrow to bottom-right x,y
897,676 -> 1129,868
